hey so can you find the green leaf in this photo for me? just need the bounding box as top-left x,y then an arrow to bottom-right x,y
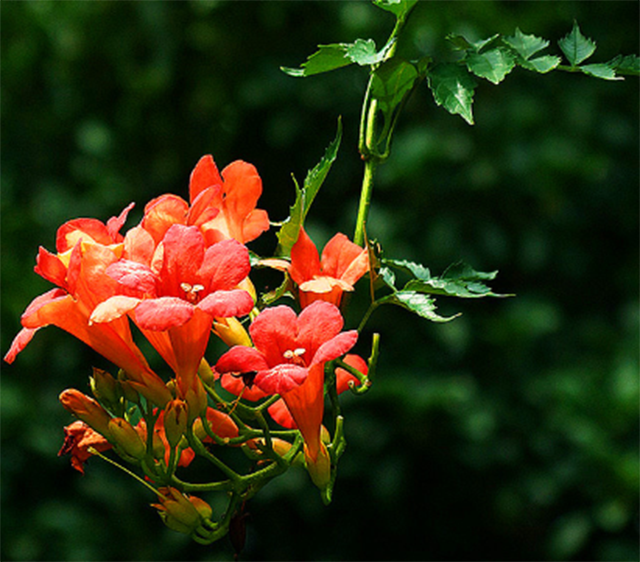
383,258 -> 431,281
446,33 -> 473,51
607,54 -> 640,76
345,38 -> 388,66
386,258 -> 510,298
558,22 -> 596,67
372,0 -> 418,20
276,120 -> 342,256
579,63 -> 623,81
370,58 -> 420,114
465,48 -> 516,84
519,55 -> 562,74
427,63 -> 477,125
412,261 -> 510,298
281,44 -> 353,77
376,266 -> 397,290
379,291 -> 459,322
503,28 -> 550,61
281,39 -> 387,78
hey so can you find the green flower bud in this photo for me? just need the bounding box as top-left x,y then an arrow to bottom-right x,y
151,487 -> 212,535
108,417 -> 146,460
163,399 -> 188,449
90,367 -> 120,405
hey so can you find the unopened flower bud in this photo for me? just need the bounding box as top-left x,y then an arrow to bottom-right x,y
108,417 -> 146,460
59,389 -> 112,437
244,437 -> 304,465
151,487 -> 212,535
117,370 -> 141,404
237,277 -> 257,304
182,378 -> 208,423
163,399 -> 188,448
90,368 -> 120,405
305,441 -> 332,490
212,317 -> 252,348
197,359 -> 215,387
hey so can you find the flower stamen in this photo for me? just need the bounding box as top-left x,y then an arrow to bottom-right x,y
283,348 -> 307,365
180,282 -> 205,303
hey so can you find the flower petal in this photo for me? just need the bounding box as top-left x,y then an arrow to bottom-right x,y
123,226 -> 156,266
34,246 -> 68,288
216,345 -> 269,375
267,399 -> 296,429
218,372 -> 267,401
197,239 -> 251,292
336,353 -> 368,394
296,300 -> 344,358
106,260 -> 157,295
4,327 -> 39,364
197,289 -> 254,318
289,228 -> 321,286
311,330 -> 358,366
90,295 -> 141,324
254,364 -> 308,395
189,155 -> 223,203
249,305 -> 298,367
159,224 -> 205,296
134,297 -> 194,331
106,202 -> 135,241
56,218 -> 113,253
142,194 -> 189,244
320,233 -> 368,282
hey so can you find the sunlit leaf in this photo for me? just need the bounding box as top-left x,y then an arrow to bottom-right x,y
281,39 -> 387,77
281,44 -> 353,77
371,58 -> 420,113
503,28 -> 550,61
427,63 -> 477,125
385,259 -> 509,298
379,291 -> 459,322
276,120 -> 342,256
558,22 -> 596,67
519,55 -> 562,74
580,63 -> 623,81
465,48 -> 516,84
383,258 -> 431,281
607,54 -> 640,76
372,0 -> 418,20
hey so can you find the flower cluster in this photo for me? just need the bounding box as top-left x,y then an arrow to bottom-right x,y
5,154 -> 371,545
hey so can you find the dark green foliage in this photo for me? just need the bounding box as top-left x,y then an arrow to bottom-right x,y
1,1 -> 638,561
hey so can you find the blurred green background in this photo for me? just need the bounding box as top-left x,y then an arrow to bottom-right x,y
1,1 -> 638,560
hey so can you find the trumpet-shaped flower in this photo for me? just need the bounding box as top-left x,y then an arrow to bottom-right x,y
216,300 -> 358,473
141,155 -> 269,246
90,224 -> 254,406
289,228 -> 369,308
267,353 -> 368,429
5,207 -> 172,406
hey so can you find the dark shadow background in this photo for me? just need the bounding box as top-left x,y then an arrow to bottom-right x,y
1,2 -> 638,561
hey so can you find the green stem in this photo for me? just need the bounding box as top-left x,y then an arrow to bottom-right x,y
353,12 -> 412,246
354,158 -> 377,247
